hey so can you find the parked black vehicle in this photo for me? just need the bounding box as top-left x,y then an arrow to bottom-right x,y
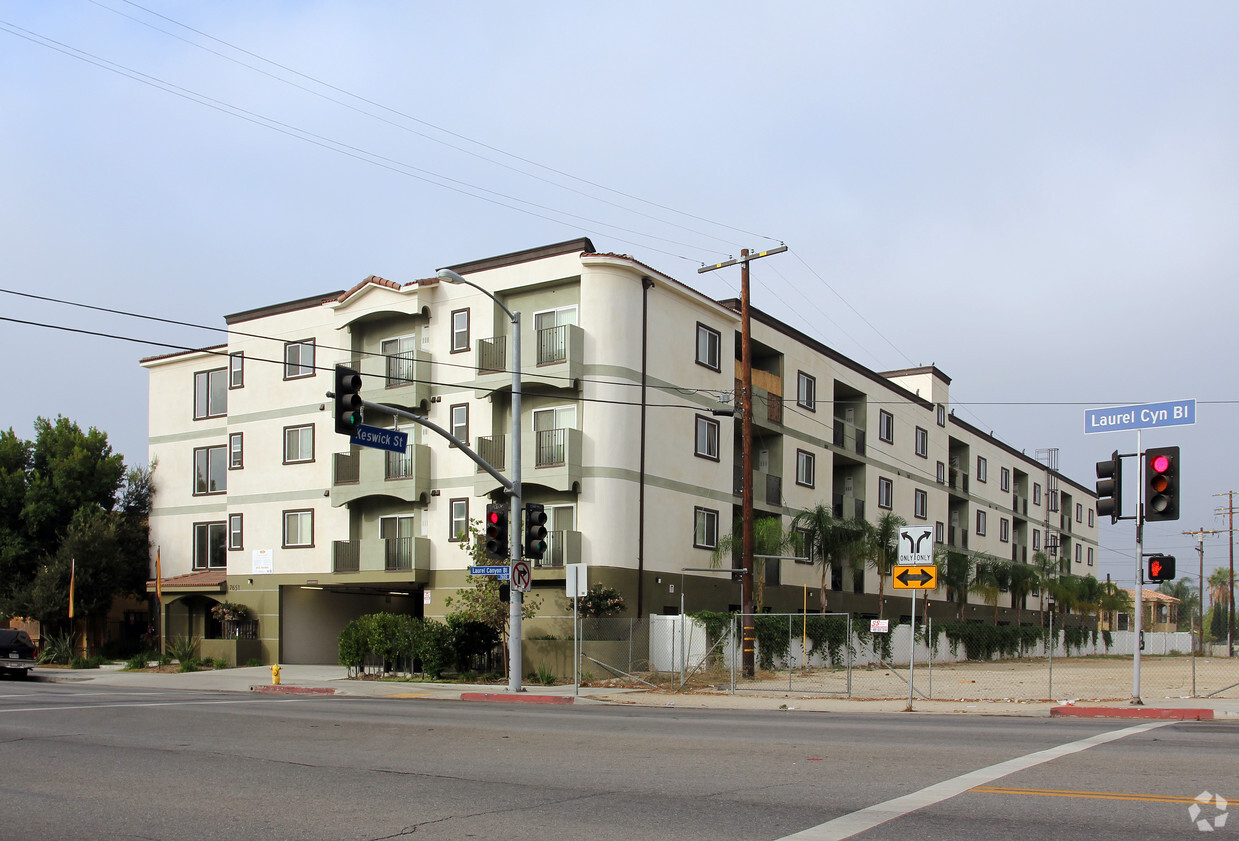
0,629 -> 37,678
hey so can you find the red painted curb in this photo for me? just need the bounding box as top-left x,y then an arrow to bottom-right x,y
460,692 -> 574,705
250,685 -> 337,696
1051,706 -> 1213,720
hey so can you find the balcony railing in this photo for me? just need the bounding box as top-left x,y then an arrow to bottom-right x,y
537,325 -> 569,366
384,537 -> 413,571
766,393 -> 783,424
476,435 -> 506,473
477,336 -> 506,373
766,474 -> 782,506
535,428 -> 568,467
538,530 -> 568,568
334,452 -> 360,485
386,449 -> 413,480
220,619 -> 258,640
385,350 -> 415,388
333,540 -> 360,573
949,469 -> 969,493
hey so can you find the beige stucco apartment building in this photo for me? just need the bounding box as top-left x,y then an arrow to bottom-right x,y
143,238 -> 1099,664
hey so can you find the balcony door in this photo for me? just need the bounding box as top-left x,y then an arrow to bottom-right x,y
532,405 -> 576,467
533,306 -> 577,365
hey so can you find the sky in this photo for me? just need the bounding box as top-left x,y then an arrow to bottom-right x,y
2,1 -> 1237,596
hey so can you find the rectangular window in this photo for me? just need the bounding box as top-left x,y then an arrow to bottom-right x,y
283,425 -> 314,464
193,368 -> 228,419
228,513 -> 243,551
878,410 -> 894,443
193,522 -> 226,570
1000,518 -> 1010,542
1088,509 -> 1095,528
796,449 -> 815,488
976,509 -> 987,536
936,404 -> 946,427
1075,543 -> 1082,563
935,521 -> 945,544
228,433 -> 243,470
449,499 -> 468,542
193,445 -> 227,495
1049,490 -> 1060,512
1075,502 -> 1083,523
694,415 -> 720,461
283,509 -> 314,548
936,461 -> 946,484
797,371 -> 816,411
1000,467 -> 1010,493
1087,547 -> 1094,566
877,476 -> 893,509
450,404 -> 469,445
914,489 -> 927,520
229,352 -> 244,389
695,323 -> 721,371
693,507 -> 718,549
915,426 -> 928,458
1033,529 -> 1041,551
451,309 -> 470,353
976,456 -> 988,483
283,339 -> 315,379
1033,483 -> 1042,505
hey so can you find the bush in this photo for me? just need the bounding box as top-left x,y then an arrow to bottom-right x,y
70,654 -> 105,669
124,652 -> 153,671
448,617 -> 500,672
210,657 -> 229,670
338,618 -> 369,672
411,618 -> 453,679
245,658 -> 262,668
37,631 -> 76,665
177,657 -> 202,673
166,635 -> 199,663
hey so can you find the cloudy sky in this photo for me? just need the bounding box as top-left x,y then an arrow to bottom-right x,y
2,1 -> 1236,593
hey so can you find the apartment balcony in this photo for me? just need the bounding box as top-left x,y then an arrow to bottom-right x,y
832,493 -> 865,521
734,366 -> 784,431
948,468 -> 970,497
947,526 -> 969,551
733,468 -> 785,508
1010,543 -> 1028,565
475,428 -> 583,494
1012,493 -> 1028,518
532,530 -> 583,573
473,324 -> 584,396
380,348 -> 433,411
330,538 -> 430,583
331,443 -> 431,507
832,418 -> 866,460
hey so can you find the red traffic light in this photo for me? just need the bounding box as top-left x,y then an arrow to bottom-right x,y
1150,454 -> 1170,474
488,511 -> 501,525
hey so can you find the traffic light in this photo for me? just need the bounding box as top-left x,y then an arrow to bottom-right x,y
484,503 -> 509,560
523,502 -> 548,560
333,365 -> 363,436
498,583 -> 511,603
1144,445 -> 1180,522
1095,450 -> 1122,524
1147,554 -> 1176,582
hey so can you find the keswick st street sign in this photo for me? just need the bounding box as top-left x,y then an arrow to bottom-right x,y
1084,399 -> 1196,434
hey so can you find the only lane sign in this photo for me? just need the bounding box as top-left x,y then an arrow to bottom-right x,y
892,566 -> 938,590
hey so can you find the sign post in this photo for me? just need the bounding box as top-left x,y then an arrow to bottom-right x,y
897,526 -> 936,710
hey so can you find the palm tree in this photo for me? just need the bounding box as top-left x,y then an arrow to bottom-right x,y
711,516 -> 795,611
941,550 -> 976,619
1157,578 -> 1199,632
860,512 -> 905,620
1097,580 -> 1133,633
1007,562 -> 1039,626
790,504 -> 865,614
969,555 -> 1008,624
1030,550 -> 1057,615
1207,567 -> 1231,642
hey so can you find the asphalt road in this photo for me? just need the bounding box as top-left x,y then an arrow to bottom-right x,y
0,679 -> 1233,840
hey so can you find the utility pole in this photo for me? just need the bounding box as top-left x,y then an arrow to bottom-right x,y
1182,528 -> 1221,654
699,244 -> 787,677
1213,492 -> 1237,656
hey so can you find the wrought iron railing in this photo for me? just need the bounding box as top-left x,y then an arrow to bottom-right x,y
385,350 -> 415,388
535,428 -> 567,467
476,435 -> 506,473
477,336 -> 506,373
333,540 -> 359,572
384,537 -> 413,571
537,324 -> 569,365
333,452 -> 359,485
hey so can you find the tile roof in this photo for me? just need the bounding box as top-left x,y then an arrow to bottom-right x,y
146,570 -> 227,594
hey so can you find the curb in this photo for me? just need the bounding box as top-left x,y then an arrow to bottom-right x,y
1051,706 -> 1214,721
460,692 -> 574,705
250,685 -> 337,696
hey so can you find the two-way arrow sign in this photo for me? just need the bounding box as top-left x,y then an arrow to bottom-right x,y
892,565 -> 938,590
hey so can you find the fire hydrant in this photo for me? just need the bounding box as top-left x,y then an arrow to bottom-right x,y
271,663 -> 281,685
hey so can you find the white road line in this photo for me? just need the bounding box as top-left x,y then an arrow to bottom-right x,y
777,721 -> 1176,841
0,697 -> 309,714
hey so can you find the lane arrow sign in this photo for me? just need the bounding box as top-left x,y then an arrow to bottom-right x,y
892,565 -> 938,590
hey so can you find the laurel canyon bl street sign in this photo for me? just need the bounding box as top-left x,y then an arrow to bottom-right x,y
1084,399 -> 1196,434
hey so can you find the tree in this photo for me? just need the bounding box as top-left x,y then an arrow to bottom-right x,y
1030,551 -> 1058,615
0,418 -> 145,632
790,504 -> 865,614
1007,562 -> 1040,626
711,516 -> 796,611
941,550 -> 976,619
1157,579 -> 1199,632
859,512 -> 904,620
1097,580 -> 1133,633
969,555 -> 1008,623
446,518 -> 541,676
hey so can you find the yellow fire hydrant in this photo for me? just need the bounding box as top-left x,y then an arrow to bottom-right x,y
271,663 -> 281,685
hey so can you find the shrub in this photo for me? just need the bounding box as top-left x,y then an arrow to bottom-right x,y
338,618 -> 369,672
245,658 -> 262,668
70,654 -> 104,669
448,617 -> 500,672
533,664 -> 556,685
166,635 -> 199,663
177,657 -> 202,673
37,631 -> 76,665
210,657 -> 229,670
124,652 -> 153,670
411,618 -> 453,679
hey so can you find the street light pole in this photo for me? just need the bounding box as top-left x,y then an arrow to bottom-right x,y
438,269 -> 524,693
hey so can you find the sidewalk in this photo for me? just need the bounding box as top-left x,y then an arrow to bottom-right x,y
34,665 -> 1239,719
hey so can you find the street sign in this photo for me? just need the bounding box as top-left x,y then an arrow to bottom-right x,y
350,424 -> 409,453
1084,399 -> 1196,434
892,566 -> 938,590
898,526 -> 934,565
469,565 -> 510,579
512,560 -> 532,593
566,563 -> 587,598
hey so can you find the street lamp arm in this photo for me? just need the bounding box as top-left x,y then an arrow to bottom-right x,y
437,269 -> 516,322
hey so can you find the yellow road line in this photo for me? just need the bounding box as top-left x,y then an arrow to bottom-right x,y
971,785 -> 1226,805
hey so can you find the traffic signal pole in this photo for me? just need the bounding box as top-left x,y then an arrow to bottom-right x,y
1133,429 -> 1144,705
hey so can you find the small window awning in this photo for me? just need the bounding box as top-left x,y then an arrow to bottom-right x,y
146,570 -> 227,595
